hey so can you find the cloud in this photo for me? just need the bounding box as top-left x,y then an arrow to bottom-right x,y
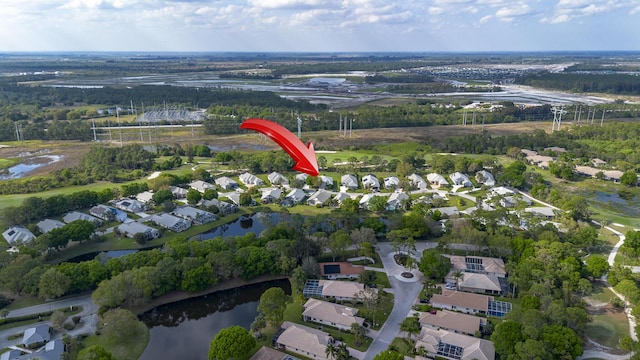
495,3 -> 533,22
480,14 -> 492,23
428,6 -> 444,15
248,0 -> 329,9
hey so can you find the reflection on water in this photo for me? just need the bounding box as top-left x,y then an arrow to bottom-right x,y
138,279 -> 290,360
590,191 -> 640,217
0,155 -> 64,179
196,212 -> 280,240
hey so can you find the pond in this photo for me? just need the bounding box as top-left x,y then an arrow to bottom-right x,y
66,249 -> 140,263
138,279 -> 291,360
590,191 -> 640,217
0,154 -> 64,179
195,212 -> 280,240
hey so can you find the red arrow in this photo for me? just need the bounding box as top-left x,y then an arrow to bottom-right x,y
240,118 -> 319,176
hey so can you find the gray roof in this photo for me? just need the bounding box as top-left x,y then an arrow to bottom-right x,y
268,172 -> 289,185
261,188 -> 282,201
341,174 -> 358,188
36,219 -> 65,234
239,172 -> 264,186
215,177 -> 238,189
151,213 -> 190,229
171,206 -> 214,220
189,180 -> 216,192
286,188 -> 306,202
22,325 -> 50,346
408,174 -> 427,189
307,190 -> 332,205
319,175 -> 334,186
117,222 -> 158,237
450,172 -> 472,187
362,174 -> 380,188
384,176 -> 400,189
2,226 -> 35,245
476,170 -> 495,186
427,173 -> 449,185
63,211 -> 101,224
227,192 -> 241,205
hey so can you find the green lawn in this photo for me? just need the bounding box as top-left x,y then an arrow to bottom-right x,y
586,313 -> 629,349
4,296 -> 46,311
389,337 -> 415,356
0,158 -> 19,170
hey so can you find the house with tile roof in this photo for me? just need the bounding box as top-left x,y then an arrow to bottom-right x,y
22,325 -> 50,347
303,298 -> 365,331
261,188 -> 282,204
36,219 -> 65,234
274,322 -> 333,360
475,170 -> 495,187
449,172 -> 472,187
171,206 -> 217,225
408,173 -> 428,190
283,188 -> 306,206
418,310 -> 485,336
427,173 -> 449,187
319,262 -> 364,280
415,328 -> 495,360
307,190 -> 332,207
445,255 -> 507,295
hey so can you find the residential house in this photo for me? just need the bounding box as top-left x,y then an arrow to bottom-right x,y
268,172 -> 289,186
170,186 -> 188,199
2,226 -> 35,246
333,192 -> 350,205
303,279 -> 370,302
383,176 -> 400,189
151,213 -> 191,232
603,170 -> 624,183
239,172 -> 265,186
418,310 -> 485,336
490,186 -> 513,197
359,193 -> 378,210
592,158 -> 607,167
432,207 -> 460,217
22,325 -> 50,347
387,192 -> 409,211
226,192 -> 242,206
307,190 -> 332,207
113,198 -> 146,213
261,188 -> 282,204
63,211 -> 102,225
574,165 -> 600,178
408,174 -> 428,190
430,290 -> 492,315
201,199 -> 237,215
524,207 -> 556,219
117,222 -> 160,240
445,255 -> 507,295
295,173 -> 309,184
283,188 -> 306,206
250,347 -> 296,360
499,195 -> 531,208
274,322 -> 333,360
525,154 -> 553,169
90,204 -> 116,221
544,146 -> 567,153
449,172 -> 472,187
341,174 -> 358,190
36,219 -> 65,234
319,262 -> 364,280
189,180 -> 216,193
362,174 -> 380,190
319,175 -> 334,189
427,173 -> 449,187
136,191 -> 154,204
215,177 -> 238,190
414,328 -> 495,360
475,170 -> 495,187
302,298 -> 365,331
520,149 -> 537,157
171,206 -> 217,225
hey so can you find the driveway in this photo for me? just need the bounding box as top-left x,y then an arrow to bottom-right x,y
363,242 -> 424,360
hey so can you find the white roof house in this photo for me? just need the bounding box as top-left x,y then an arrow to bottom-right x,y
490,186 -> 514,197
449,172 -> 472,187
415,328 -> 495,360
319,175 -> 334,189
227,192 -> 241,206
170,186 -> 188,199
408,173 -> 428,190
319,280 -> 369,302
63,211 -> 101,225
524,207 -> 556,219
136,191 -> 155,204
383,176 -> 400,189
2,226 -> 35,246
333,192 -> 350,205
341,174 -> 358,190
475,170 -> 495,187
201,199 -> 238,215
113,198 -> 145,213
117,222 -> 160,240
303,298 -> 365,331
189,180 -> 216,193
239,172 -> 264,186
284,188 -> 306,206
275,322 -> 332,360
171,206 -> 217,225
387,192 -> 409,210
295,173 -> 309,183
268,172 -> 289,185
214,177 -> 239,190
427,173 -> 449,187
307,190 -> 332,207
261,188 -> 283,203
90,204 -> 117,221
362,174 -> 380,189
36,219 -> 65,234
151,213 -> 191,232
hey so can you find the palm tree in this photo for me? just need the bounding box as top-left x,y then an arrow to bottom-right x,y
0,309 -> 9,319
452,270 -> 465,291
325,342 -> 338,360
336,342 -> 350,360
351,322 -> 368,347
400,316 -> 421,342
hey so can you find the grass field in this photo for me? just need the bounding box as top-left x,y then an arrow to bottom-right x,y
82,318 -> 149,360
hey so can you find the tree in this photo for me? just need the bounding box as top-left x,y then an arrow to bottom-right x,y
350,227 -> 376,251
186,189 -> 202,205
38,267 -> 71,299
152,189 -> 174,205
351,322 -> 368,346
208,325 -> 255,360
335,342 -> 350,360
491,320 -> 523,358
257,287 -> 289,328
359,270 -> 378,285
368,196 -> 388,212
325,343 -> 338,360
452,269 -> 464,291
340,198 -> 360,213
419,249 -> 451,281
290,266 -> 307,297
99,308 -> 144,345
239,192 -> 253,206
585,255 -> 610,278
541,325 -> 583,359
514,339 -> 551,360
203,189 -> 218,200
250,313 -> 266,339
400,315 -> 421,341
621,170 -> 638,186
51,310 -> 67,330
78,345 -> 116,360
329,230 -> 351,261
0,309 -> 9,319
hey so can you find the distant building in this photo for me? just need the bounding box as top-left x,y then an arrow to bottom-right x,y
170,186 -> 188,199
201,198 -> 237,215
261,188 -> 283,204
449,172 -> 472,187
171,206 -> 216,225
362,174 -> 380,190
36,219 -> 65,234
475,170 -> 495,187
283,188 -> 306,206
268,172 -> 289,186
2,226 -> 35,246
319,175 -> 334,189
341,174 -> 358,190
214,177 -> 238,190
113,198 -> 146,213
136,191 -> 154,204
333,192 -> 350,205
189,180 -> 216,193
408,173 -> 428,190
239,172 -> 264,186
427,173 -> 449,187
307,190 -> 332,207
90,204 -> 116,221
384,176 -> 400,189
387,192 -> 409,211
151,213 -> 191,232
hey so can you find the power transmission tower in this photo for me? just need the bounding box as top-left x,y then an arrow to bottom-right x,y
551,106 -> 566,132
297,115 -> 302,139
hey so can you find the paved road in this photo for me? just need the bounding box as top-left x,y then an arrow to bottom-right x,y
362,242 -> 423,360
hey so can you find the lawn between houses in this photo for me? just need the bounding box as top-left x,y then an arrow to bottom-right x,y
82,319 -> 149,360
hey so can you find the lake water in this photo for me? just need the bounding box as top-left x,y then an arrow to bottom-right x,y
590,191 -> 640,217
196,212 -> 280,240
138,279 -> 291,360
0,155 -> 64,179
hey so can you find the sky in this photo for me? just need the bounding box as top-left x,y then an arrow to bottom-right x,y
0,0 -> 639,52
